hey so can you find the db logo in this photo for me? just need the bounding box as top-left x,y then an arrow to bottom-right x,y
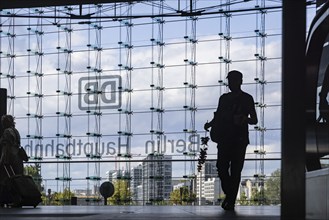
78,75 -> 122,110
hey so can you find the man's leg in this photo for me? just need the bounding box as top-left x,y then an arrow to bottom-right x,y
216,145 -> 232,207
229,145 -> 247,206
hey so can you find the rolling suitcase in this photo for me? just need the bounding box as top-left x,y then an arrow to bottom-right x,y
4,165 -> 42,208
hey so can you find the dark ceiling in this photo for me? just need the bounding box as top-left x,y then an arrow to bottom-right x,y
0,0 -> 137,9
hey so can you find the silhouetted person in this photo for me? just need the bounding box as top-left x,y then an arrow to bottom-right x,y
204,70 -> 258,211
0,115 -> 24,207
0,115 -> 23,175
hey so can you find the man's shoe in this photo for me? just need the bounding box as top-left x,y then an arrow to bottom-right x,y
221,198 -> 228,209
222,202 -> 235,211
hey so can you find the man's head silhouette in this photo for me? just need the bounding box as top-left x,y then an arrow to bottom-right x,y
227,70 -> 243,92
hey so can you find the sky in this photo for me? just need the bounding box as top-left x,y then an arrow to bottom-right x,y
0,1 -> 317,192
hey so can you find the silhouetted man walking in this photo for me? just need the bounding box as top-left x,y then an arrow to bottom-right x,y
204,70 -> 258,211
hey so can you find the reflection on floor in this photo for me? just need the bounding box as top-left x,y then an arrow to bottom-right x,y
0,205 -> 280,220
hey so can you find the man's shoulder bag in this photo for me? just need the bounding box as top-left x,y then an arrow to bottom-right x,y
210,112 -> 220,143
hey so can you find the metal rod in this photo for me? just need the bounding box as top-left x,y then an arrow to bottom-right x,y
25,158 -> 282,164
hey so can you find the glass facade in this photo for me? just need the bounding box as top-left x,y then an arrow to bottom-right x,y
0,1 -> 316,205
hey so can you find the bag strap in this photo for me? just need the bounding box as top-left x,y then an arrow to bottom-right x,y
3,164 -> 15,178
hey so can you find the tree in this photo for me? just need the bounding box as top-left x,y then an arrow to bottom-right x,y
250,188 -> 267,205
239,190 -> 249,205
169,186 -> 196,205
50,188 -> 75,205
265,169 -> 281,205
108,180 -> 132,205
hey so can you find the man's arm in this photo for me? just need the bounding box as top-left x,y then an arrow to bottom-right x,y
248,97 -> 258,125
204,96 -> 222,130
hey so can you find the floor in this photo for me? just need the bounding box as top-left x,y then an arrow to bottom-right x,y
0,205 -> 280,220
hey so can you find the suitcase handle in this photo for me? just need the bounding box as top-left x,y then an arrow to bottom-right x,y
4,165 -> 16,177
